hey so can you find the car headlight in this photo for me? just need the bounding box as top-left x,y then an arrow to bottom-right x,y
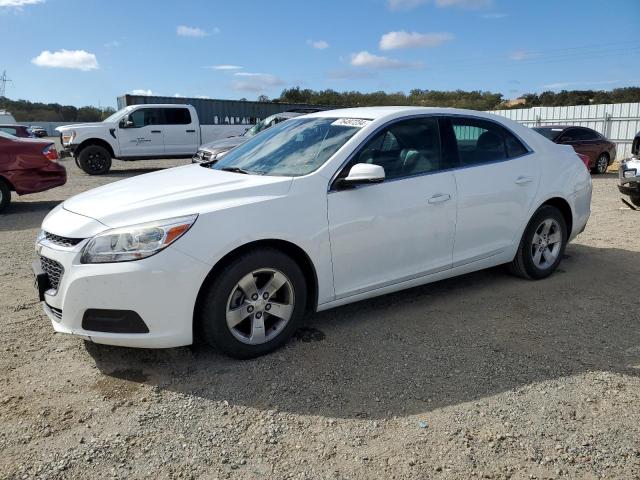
80,214 -> 198,264
623,169 -> 637,178
61,130 -> 75,144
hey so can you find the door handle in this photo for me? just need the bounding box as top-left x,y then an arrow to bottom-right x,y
515,176 -> 533,185
186,129 -> 196,133
151,130 -> 162,133
428,193 -> 451,204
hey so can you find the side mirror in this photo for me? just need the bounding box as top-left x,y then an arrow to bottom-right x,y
120,117 -> 134,128
335,163 -> 385,189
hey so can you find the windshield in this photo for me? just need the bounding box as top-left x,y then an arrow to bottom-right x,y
533,127 -> 564,141
243,113 -> 291,137
102,107 -> 132,123
211,117 -> 363,177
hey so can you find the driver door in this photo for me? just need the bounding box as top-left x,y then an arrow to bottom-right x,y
327,116 -> 458,299
118,107 -> 165,157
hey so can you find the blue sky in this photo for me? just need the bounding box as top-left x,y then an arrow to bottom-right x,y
1,0 -> 639,108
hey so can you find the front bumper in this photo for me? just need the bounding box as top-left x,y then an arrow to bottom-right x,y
34,236 -> 211,348
618,158 -> 640,195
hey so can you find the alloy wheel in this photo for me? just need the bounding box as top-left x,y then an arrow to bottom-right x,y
225,268 -> 295,345
88,151 -> 106,171
530,218 -> 562,269
597,155 -> 608,174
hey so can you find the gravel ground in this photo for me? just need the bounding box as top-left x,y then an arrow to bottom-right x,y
1,151 -> 639,479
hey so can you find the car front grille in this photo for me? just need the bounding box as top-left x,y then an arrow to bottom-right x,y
44,232 -> 84,248
40,256 -> 64,291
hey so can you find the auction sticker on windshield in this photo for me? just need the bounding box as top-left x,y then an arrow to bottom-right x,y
331,118 -> 371,128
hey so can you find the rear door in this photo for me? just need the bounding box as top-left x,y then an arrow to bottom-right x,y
162,107 -> 199,156
444,116 -> 540,266
117,108 -> 165,157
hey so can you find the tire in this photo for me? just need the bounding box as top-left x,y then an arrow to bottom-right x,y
77,145 -> 112,175
0,178 -> 10,213
198,248 -> 307,359
508,205 -> 567,280
630,193 -> 640,208
592,153 -> 609,174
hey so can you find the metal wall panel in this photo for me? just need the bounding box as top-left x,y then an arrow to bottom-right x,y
117,95 -> 330,126
490,102 -> 640,159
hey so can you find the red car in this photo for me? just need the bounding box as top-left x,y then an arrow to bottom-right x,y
0,124 -> 35,138
533,125 -> 616,174
0,131 -> 67,213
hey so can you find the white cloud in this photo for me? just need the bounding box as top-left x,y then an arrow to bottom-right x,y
541,80 -> 620,90
208,64 -> 243,70
509,50 -> 539,61
131,89 -> 153,96
231,72 -> 285,93
379,31 -> 453,50
350,51 -> 420,69
104,40 -> 121,48
307,39 -> 329,50
388,0 -> 491,10
0,0 -> 43,7
177,25 -> 217,37
31,49 -> 99,71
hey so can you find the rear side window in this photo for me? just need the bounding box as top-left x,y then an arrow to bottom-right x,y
449,117 -> 528,166
574,128 -> 600,141
163,108 -> 191,125
0,127 -> 16,136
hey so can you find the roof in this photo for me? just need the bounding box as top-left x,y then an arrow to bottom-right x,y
305,106 -> 508,122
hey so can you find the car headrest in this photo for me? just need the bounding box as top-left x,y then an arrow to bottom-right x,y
477,131 -> 502,150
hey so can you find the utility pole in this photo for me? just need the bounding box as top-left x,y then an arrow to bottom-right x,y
0,70 -> 11,99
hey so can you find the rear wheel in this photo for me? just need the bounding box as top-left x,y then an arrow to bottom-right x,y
509,205 -> 567,280
198,248 -> 307,359
0,179 -> 10,213
78,145 -> 112,175
592,153 -> 609,174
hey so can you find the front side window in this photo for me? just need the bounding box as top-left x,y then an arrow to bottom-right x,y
211,117 -> 363,177
341,117 -> 445,181
450,117 -> 527,166
128,108 -> 162,128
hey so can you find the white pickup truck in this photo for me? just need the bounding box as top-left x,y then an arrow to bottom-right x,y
56,104 -> 224,175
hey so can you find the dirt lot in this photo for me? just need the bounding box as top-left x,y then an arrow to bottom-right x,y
1,153 -> 639,479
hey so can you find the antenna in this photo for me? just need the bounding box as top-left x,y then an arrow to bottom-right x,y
0,70 -> 12,98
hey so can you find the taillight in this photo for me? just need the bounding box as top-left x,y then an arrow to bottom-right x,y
576,153 -> 590,169
42,144 -> 59,161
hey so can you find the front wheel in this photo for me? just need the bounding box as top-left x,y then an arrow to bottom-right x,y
198,248 -> 307,359
592,154 -> 609,174
77,145 -> 112,175
509,205 -> 567,280
630,193 -> 640,207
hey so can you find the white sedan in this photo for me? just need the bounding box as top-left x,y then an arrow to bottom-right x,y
34,107 -> 592,358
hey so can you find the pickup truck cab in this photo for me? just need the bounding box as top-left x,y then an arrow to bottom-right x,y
56,104 -> 210,175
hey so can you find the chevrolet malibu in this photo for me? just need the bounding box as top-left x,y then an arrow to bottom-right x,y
34,107 -> 592,358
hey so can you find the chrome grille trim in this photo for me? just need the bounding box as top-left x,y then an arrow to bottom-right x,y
44,232 -> 84,248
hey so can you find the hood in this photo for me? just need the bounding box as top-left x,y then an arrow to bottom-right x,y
55,122 -> 115,132
200,136 -> 246,153
63,164 -> 293,228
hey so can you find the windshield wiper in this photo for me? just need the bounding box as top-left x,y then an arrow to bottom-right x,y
220,167 -> 252,174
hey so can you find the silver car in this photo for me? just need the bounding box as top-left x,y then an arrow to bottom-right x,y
192,110 -> 315,163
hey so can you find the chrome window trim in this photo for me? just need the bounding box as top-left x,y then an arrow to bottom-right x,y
327,113 -> 534,193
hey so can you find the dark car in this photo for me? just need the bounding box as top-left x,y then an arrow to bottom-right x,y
0,124 -> 35,138
0,131 -> 67,213
30,126 -> 48,138
533,125 -> 616,174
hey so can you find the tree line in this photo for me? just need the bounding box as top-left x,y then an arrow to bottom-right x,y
276,86 -> 640,110
2,86 -> 640,122
0,97 -> 115,122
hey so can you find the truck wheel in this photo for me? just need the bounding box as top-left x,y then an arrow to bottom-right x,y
0,178 -> 10,213
78,145 -> 112,175
631,193 -> 640,208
